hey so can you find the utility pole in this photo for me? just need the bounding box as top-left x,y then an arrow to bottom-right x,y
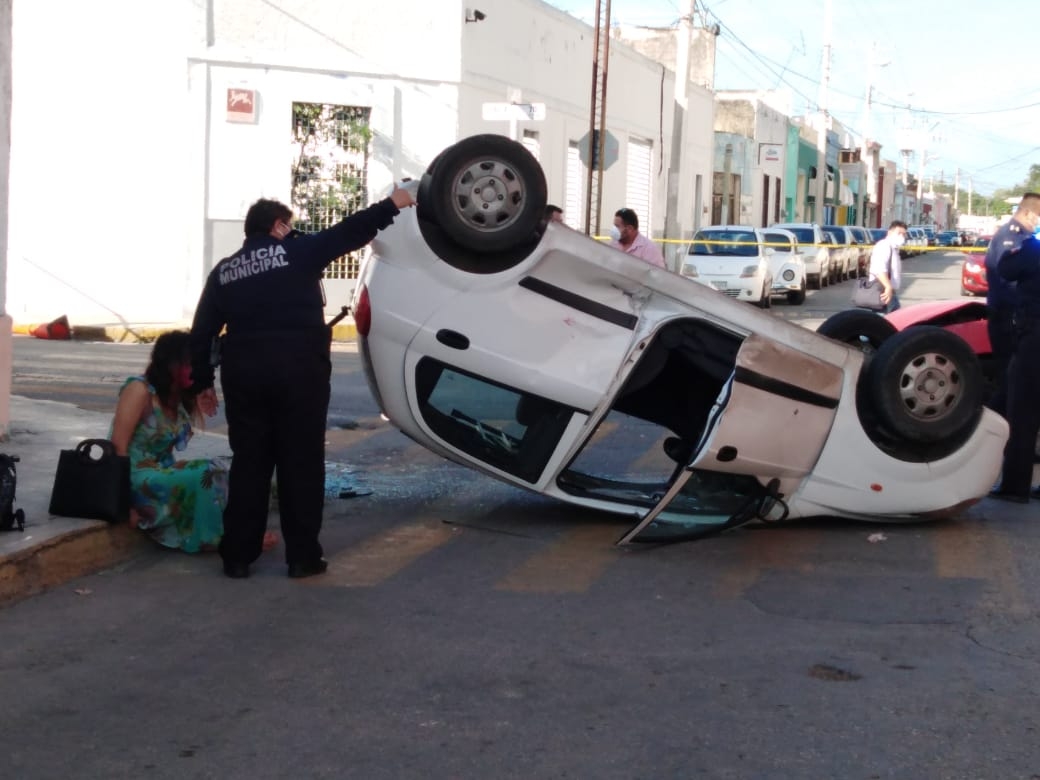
664,0 -> 695,267
583,0 -> 612,237
915,120 -> 939,223
954,168 -> 960,211
814,0 -> 832,224
859,40 -> 881,227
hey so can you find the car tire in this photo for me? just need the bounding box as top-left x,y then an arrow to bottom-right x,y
864,325 -> 983,445
816,309 -> 897,354
418,133 -> 547,255
787,283 -> 806,306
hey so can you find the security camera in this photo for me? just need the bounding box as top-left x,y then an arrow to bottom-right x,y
474,9 -> 485,20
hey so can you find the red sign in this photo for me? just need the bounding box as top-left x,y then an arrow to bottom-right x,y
226,88 -> 256,123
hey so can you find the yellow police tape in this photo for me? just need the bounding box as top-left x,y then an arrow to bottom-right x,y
592,236 -> 988,252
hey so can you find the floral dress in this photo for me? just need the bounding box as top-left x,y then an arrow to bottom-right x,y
115,377 -> 228,552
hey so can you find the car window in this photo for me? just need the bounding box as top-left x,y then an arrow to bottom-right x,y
415,358 -> 574,483
689,231 -> 758,257
763,232 -> 793,251
824,229 -> 842,245
781,227 -> 814,244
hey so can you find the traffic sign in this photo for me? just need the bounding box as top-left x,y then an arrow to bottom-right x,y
576,129 -> 619,170
482,102 -> 547,122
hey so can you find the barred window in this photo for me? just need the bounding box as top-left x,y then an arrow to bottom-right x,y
291,103 -> 371,280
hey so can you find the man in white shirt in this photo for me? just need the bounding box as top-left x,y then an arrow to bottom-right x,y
609,207 -> 666,269
868,220 -> 908,312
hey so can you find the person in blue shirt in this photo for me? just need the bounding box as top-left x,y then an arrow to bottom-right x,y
189,186 -> 415,578
984,194 -> 1040,416
991,200 -> 1040,503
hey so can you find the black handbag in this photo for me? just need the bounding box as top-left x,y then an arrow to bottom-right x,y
852,277 -> 885,311
48,439 -> 131,523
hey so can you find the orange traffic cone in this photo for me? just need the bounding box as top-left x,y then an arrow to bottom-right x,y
31,315 -> 71,340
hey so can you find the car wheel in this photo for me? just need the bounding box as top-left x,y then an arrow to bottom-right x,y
787,283 -> 806,306
864,326 -> 983,445
816,309 -> 897,354
418,133 -> 547,255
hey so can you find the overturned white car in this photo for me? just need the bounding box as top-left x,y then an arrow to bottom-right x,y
352,135 -> 1007,544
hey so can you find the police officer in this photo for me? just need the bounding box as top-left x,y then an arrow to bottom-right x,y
991,205 -> 1040,503
189,186 -> 416,578
984,193 -> 1040,415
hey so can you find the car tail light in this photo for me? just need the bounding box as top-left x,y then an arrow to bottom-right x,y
355,284 -> 372,337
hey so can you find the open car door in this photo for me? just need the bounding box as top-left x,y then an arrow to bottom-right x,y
618,333 -> 845,544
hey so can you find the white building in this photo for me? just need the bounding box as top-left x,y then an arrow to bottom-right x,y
0,0 -> 717,434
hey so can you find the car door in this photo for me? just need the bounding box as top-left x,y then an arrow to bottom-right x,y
401,263 -> 642,485
618,332 -> 844,544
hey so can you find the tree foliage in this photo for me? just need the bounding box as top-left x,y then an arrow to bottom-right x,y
290,103 -> 372,279
991,164 -> 1040,210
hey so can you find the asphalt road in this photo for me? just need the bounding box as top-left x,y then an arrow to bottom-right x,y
6,249 -> 1040,779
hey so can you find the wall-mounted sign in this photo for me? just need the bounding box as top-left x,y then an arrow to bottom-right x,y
758,144 -> 782,164
227,88 -> 256,123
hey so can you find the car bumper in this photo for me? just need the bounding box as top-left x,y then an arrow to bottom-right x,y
693,277 -> 765,302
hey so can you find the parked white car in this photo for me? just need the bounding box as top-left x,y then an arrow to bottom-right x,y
770,222 -> 830,289
679,226 -> 774,308
353,134 -> 1008,545
761,228 -> 807,305
822,226 -> 856,282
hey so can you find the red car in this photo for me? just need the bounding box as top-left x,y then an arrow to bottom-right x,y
818,300 -> 993,380
960,236 -> 991,296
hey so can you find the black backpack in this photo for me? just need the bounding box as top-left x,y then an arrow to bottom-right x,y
0,454 -> 25,532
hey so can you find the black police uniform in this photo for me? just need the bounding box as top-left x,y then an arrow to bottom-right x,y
189,198 -> 402,571
984,219 -> 1029,415
996,233 -> 1040,499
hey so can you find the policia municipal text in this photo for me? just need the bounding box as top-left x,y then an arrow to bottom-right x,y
189,186 -> 416,579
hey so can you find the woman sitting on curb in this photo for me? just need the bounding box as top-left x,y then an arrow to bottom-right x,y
110,331 -> 277,553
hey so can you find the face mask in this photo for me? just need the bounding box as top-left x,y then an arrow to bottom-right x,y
891,234 -> 906,247
610,225 -> 622,242
176,365 -> 194,390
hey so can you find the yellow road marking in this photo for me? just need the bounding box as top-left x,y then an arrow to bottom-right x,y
318,520 -> 457,587
495,523 -> 622,594
628,431 -> 677,475
712,526 -> 820,600
933,521 -> 1030,617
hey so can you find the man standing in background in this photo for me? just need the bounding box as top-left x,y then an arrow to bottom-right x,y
609,207 -> 666,269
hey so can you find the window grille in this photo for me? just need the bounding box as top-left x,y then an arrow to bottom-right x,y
626,138 -> 652,232
290,103 -> 371,280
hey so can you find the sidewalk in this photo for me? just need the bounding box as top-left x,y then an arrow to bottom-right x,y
0,395 -> 236,605
11,320 -> 359,343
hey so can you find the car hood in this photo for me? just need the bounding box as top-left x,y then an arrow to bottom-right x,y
885,299 -> 988,329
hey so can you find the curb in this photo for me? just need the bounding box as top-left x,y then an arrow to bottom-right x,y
13,322 -> 359,344
0,522 -> 151,606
